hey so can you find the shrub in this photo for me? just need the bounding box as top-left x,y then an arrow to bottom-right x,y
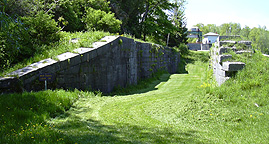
177,43 -> 189,56
83,7 -> 122,33
0,12 -> 32,69
21,11 -> 61,46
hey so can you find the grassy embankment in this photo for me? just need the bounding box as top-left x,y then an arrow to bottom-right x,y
1,45 -> 268,143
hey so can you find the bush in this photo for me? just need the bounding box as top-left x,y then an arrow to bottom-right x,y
83,7 -> 122,33
22,11 -> 61,45
177,43 -> 189,56
0,12 -> 32,69
0,10 -> 62,71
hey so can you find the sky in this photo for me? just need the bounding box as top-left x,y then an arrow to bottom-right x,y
184,0 -> 269,29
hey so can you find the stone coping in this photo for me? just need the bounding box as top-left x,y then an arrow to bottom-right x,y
6,58 -> 57,77
222,62 -> 245,71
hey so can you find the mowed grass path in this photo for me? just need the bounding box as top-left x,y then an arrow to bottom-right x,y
49,60 -> 211,144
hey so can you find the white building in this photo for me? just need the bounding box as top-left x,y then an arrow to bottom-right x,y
202,32 -> 219,44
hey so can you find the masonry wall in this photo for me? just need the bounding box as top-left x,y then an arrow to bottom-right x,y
211,41 -> 251,85
0,36 -> 180,94
187,43 -> 201,50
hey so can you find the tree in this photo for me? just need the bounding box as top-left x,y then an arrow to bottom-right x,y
167,0 -> 188,46
240,26 -> 251,39
249,27 -> 269,53
230,23 -> 241,35
109,0 -> 187,46
207,24 -> 220,34
220,23 -> 231,35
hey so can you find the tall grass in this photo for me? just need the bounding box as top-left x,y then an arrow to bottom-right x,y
0,89 -> 97,143
185,50 -> 269,142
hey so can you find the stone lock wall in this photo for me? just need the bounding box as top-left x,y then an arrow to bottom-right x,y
0,36 -> 180,94
211,41 -> 252,85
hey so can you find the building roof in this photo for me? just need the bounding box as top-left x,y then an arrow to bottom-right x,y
203,32 -> 219,37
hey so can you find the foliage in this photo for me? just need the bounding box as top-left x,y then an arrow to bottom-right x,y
53,0 -> 112,31
174,43 -> 189,56
0,1 -> 63,70
83,7 -> 122,32
187,38 -> 198,43
110,0 -> 187,46
0,31 -> 111,76
248,27 -> 269,54
194,23 -> 220,35
21,11 -> 61,45
194,22 -> 241,36
0,12 -> 32,69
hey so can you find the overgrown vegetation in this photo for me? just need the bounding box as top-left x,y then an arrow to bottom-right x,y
184,51 -> 269,143
0,89 -> 99,143
0,31 -> 111,77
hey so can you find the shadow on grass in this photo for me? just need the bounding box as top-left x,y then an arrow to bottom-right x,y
53,113 -> 208,144
106,73 -> 172,96
106,52 -> 209,96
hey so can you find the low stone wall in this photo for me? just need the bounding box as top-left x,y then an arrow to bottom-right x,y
219,35 -> 241,41
0,36 -> 180,94
187,43 -> 201,51
201,44 -> 212,50
187,43 -> 212,51
211,41 -> 251,85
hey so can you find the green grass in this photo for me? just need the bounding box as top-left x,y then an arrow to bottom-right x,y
0,89 -> 98,143
1,51 -> 268,143
45,51 -> 212,143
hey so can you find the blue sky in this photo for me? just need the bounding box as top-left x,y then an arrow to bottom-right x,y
184,0 -> 269,29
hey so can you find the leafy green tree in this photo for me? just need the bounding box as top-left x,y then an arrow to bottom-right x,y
53,0 -> 113,31
219,23 -> 241,36
220,23 -> 231,35
0,12 -> 31,68
167,0 -> 188,46
240,26 -> 251,39
230,23 -> 241,35
110,0 -> 187,46
249,27 -> 269,53
207,24 -> 220,34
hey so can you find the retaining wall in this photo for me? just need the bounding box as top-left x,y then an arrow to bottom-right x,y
187,43 -> 212,51
0,36 -> 180,94
187,43 -> 201,51
211,41 -> 251,85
